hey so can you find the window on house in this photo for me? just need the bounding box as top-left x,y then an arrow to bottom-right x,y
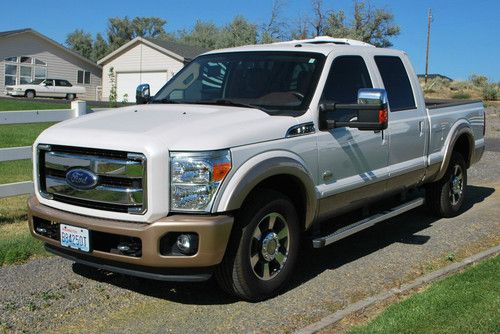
77,70 -> 91,84
20,66 -> 32,84
4,64 -> 17,85
3,56 -> 47,85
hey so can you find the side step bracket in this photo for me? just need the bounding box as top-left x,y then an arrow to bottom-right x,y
312,197 -> 425,248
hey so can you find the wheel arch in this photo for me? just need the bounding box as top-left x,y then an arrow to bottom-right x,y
214,153 -> 318,231
434,122 -> 474,181
25,89 -> 36,97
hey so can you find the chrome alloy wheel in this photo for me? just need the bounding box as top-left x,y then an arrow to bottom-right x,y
449,164 -> 464,206
249,212 -> 290,281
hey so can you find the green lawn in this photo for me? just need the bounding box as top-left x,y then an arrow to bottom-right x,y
0,99 -> 69,111
348,255 -> 500,334
0,122 -> 55,148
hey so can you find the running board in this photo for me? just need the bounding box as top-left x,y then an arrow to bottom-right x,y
312,197 -> 425,248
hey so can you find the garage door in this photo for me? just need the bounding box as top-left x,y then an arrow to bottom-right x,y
116,72 -> 168,103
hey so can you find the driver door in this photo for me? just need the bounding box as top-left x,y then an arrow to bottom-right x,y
316,55 -> 389,217
38,79 -> 55,97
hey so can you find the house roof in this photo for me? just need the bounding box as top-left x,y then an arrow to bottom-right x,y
0,28 -> 100,70
144,38 -> 209,60
98,37 -> 209,65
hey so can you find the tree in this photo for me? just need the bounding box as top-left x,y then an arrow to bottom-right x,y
179,21 -> 221,49
66,29 -> 93,60
324,0 -> 400,47
310,0 -> 328,36
107,16 -> 167,51
218,16 -> 257,48
259,0 -> 286,44
92,33 -> 109,62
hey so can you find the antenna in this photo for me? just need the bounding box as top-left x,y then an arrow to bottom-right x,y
425,8 -> 433,84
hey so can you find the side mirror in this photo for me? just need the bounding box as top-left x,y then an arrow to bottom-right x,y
319,88 -> 389,131
136,84 -> 150,104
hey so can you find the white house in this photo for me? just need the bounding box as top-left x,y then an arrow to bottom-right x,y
0,28 -> 102,100
98,37 -> 208,103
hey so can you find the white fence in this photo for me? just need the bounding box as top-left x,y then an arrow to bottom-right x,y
0,101 -> 92,198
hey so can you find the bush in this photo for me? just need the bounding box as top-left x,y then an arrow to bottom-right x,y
451,91 -> 471,99
482,84 -> 499,101
469,74 -> 489,87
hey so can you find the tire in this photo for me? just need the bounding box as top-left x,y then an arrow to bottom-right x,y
215,189 -> 300,301
25,90 -> 35,99
426,152 -> 467,218
66,93 -> 76,100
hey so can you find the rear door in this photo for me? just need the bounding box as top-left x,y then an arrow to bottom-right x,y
317,55 -> 389,215
374,55 -> 428,191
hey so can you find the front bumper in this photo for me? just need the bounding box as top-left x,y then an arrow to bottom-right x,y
5,90 -> 24,96
28,196 -> 234,273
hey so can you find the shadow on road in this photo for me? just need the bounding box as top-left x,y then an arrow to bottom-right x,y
72,184 -> 495,305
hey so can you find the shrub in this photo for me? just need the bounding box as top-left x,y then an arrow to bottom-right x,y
469,74 -> 488,87
482,84 -> 498,101
451,91 -> 471,99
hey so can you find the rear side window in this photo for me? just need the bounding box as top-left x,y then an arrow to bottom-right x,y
374,56 -> 416,111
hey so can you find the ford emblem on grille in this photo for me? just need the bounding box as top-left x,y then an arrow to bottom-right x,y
65,168 -> 98,190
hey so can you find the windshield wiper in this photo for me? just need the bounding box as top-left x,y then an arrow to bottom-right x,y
150,98 -> 180,104
199,99 -> 267,112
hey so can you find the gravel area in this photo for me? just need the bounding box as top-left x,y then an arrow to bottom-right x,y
1,107 -> 499,334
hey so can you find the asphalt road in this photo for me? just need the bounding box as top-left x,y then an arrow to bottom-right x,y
1,110 -> 499,334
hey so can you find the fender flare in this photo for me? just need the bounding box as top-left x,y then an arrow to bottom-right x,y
214,152 -> 318,230
434,121 -> 474,181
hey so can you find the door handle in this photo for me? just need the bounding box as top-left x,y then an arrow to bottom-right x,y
419,121 -> 424,136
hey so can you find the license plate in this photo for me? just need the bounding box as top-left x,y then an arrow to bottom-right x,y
60,224 -> 90,252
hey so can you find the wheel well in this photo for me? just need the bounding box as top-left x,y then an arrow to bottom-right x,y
25,89 -> 35,96
453,134 -> 472,168
242,174 -> 307,231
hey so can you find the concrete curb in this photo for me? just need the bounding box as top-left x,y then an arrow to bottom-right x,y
294,244 -> 500,334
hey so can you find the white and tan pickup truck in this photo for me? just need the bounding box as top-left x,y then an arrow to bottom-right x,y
28,37 -> 485,301
5,78 -> 85,100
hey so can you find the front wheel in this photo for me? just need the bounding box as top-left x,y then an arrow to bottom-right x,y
25,90 -> 35,99
66,93 -> 76,100
426,152 -> 467,217
216,190 -> 300,301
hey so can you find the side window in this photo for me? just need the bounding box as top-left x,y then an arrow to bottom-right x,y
77,70 -> 91,85
321,56 -> 373,122
374,56 -> 416,111
44,79 -> 53,86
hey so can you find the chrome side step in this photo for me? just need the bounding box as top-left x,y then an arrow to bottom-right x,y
312,197 -> 425,248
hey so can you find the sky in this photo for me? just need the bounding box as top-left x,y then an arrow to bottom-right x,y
1,0 -> 498,81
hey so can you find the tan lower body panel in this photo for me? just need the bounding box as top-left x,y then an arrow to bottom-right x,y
28,196 -> 234,268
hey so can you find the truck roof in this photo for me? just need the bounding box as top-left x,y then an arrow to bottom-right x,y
203,36 -> 390,57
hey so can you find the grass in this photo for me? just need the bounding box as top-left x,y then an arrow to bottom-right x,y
0,195 -> 46,266
0,99 -> 69,111
0,122 -> 55,148
347,255 -> 500,334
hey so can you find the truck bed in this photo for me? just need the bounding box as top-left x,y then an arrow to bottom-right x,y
425,99 -> 482,110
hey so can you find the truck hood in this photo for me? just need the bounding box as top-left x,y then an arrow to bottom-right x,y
36,104 -> 298,153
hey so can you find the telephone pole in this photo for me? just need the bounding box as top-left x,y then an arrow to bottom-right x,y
425,8 -> 432,83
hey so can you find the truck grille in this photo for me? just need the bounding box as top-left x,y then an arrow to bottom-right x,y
37,145 -> 147,214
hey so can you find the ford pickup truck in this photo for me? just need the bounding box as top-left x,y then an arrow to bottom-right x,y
28,37 -> 485,301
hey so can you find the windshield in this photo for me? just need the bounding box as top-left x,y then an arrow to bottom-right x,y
29,79 -> 44,85
152,52 -> 325,114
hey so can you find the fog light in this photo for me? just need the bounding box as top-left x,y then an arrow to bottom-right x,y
176,234 -> 199,255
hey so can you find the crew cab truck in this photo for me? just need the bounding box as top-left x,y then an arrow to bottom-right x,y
28,37 -> 485,301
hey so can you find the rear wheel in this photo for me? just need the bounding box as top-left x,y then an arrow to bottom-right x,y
426,152 -> 467,217
25,90 -> 35,99
216,189 -> 300,301
66,93 -> 76,100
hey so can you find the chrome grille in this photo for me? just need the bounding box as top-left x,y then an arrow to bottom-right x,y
38,145 -> 147,214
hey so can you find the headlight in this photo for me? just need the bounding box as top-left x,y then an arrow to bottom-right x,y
170,150 -> 231,212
